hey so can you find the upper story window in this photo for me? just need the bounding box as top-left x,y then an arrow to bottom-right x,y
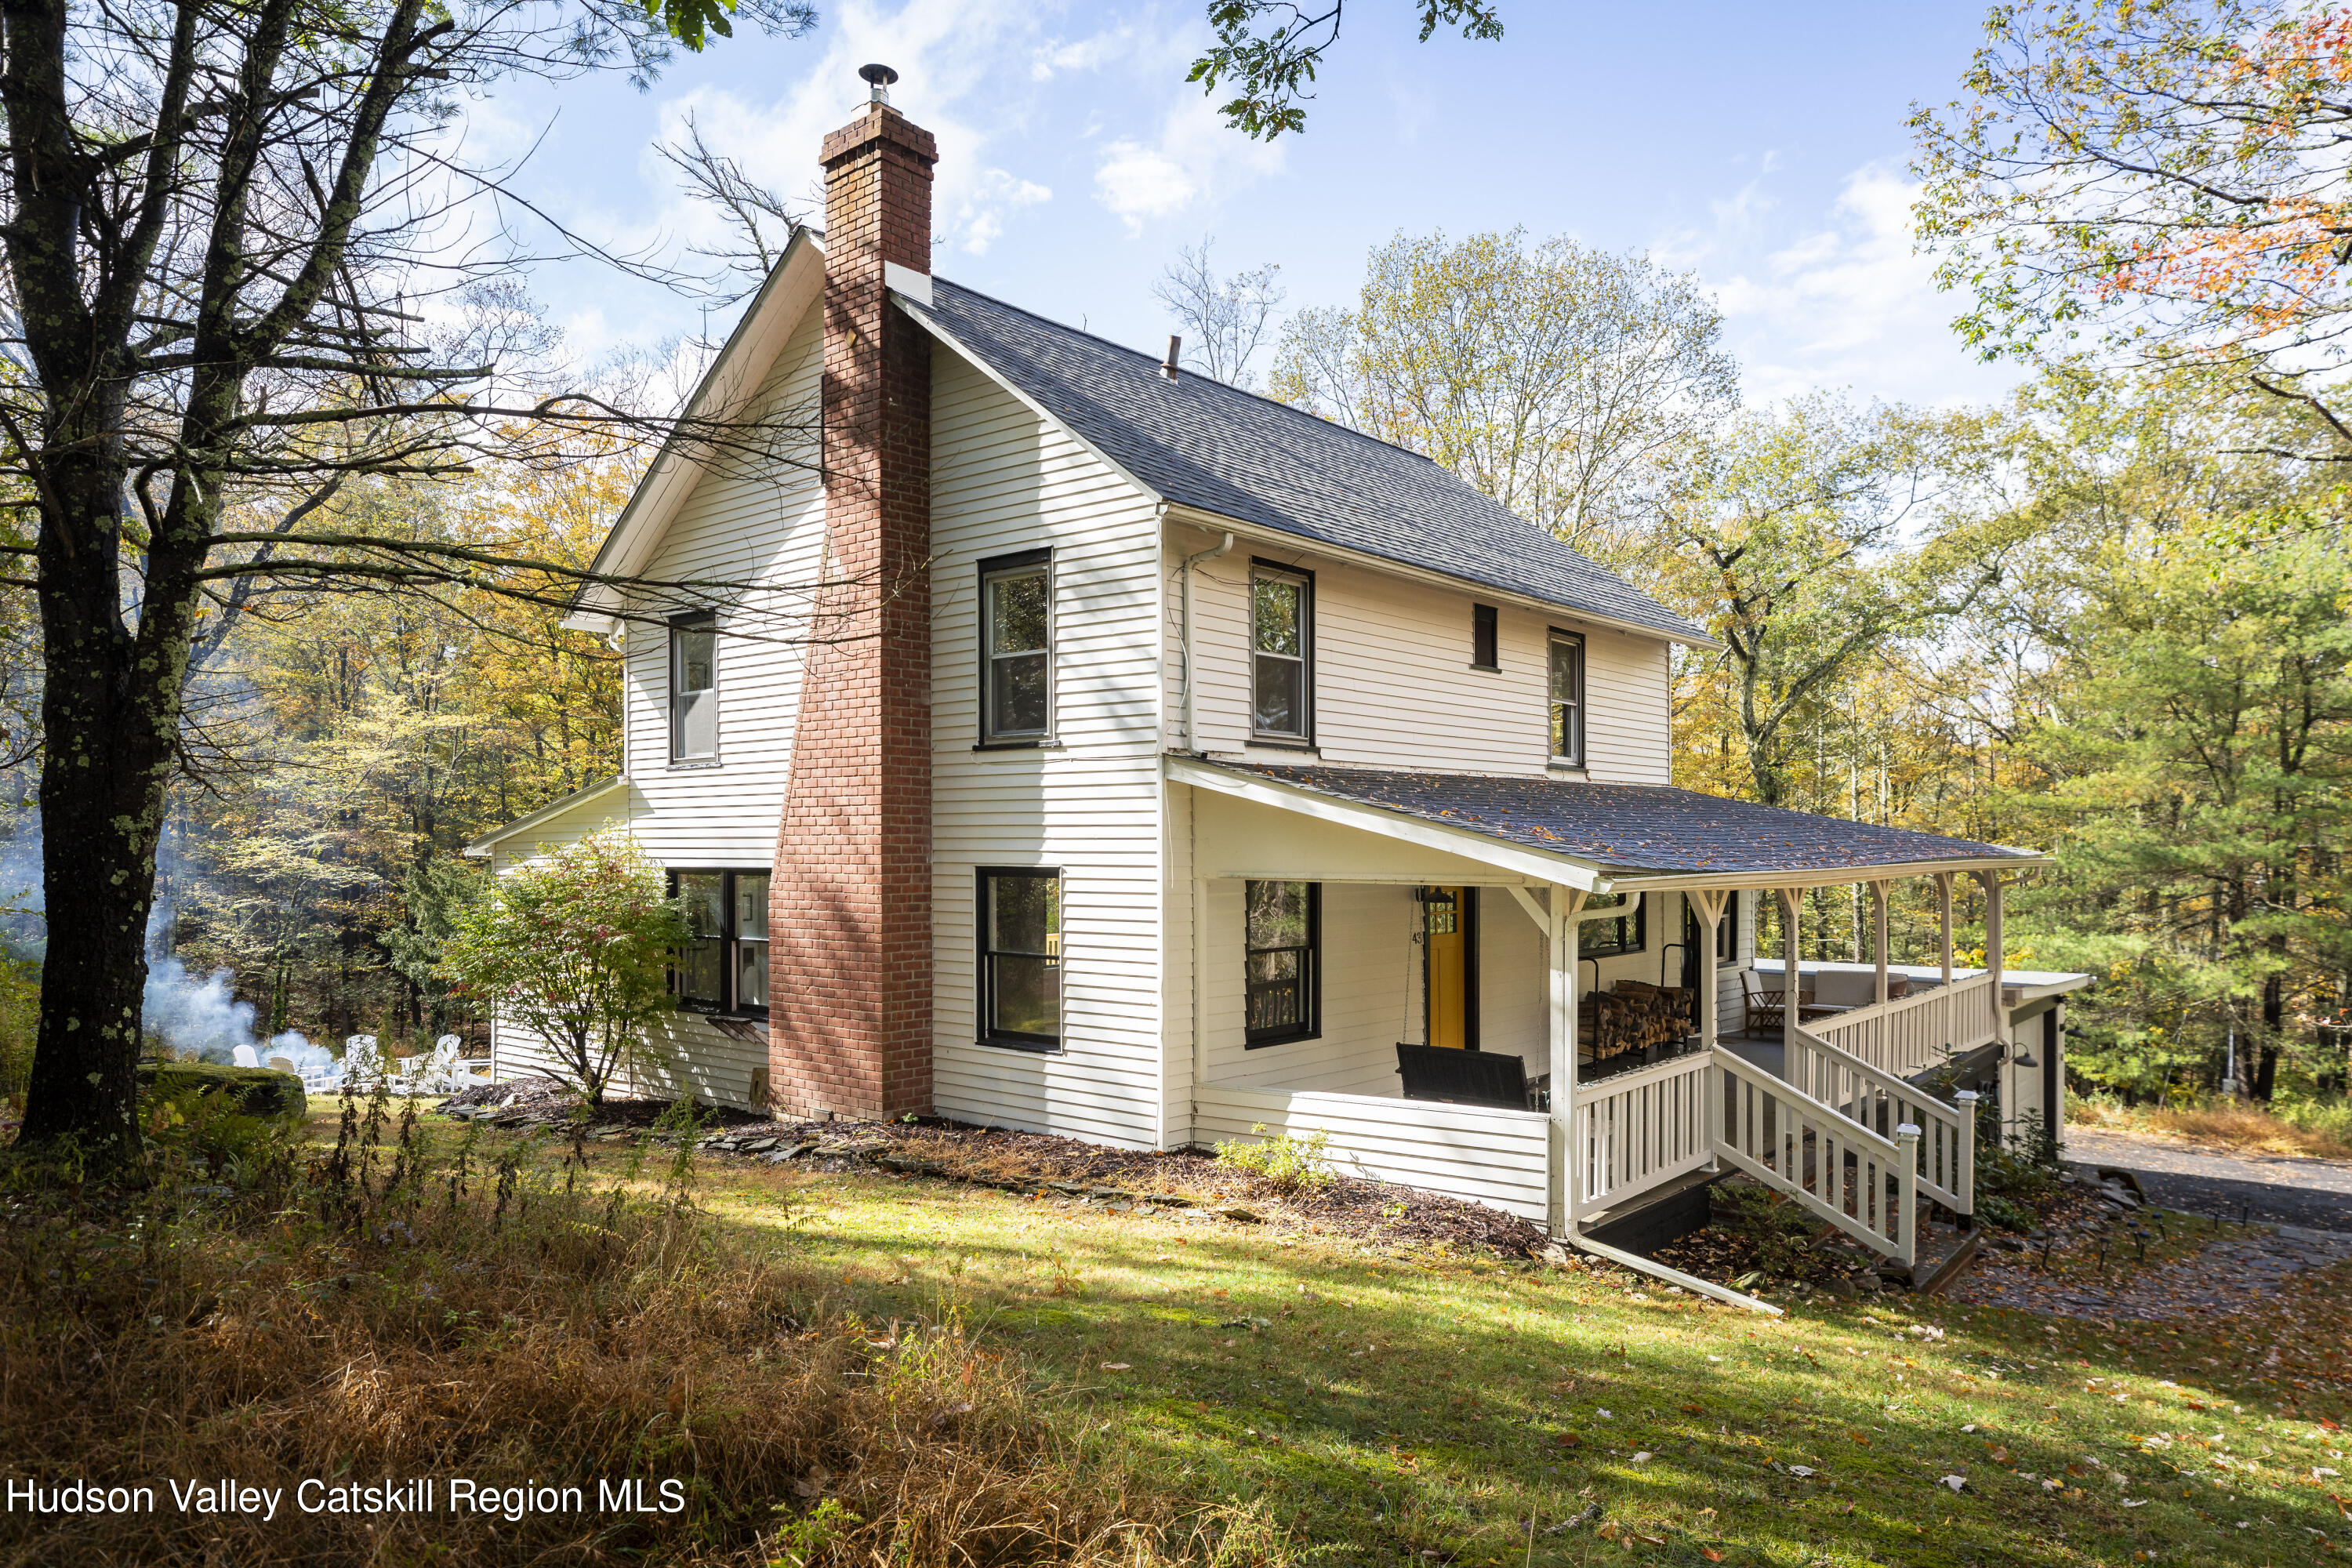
979,868 -> 1061,1050
1250,563 -> 1312,742
670,612 -> 717,762
1244,880 -> 1319,1045
1472,603 -> 1499,671
670,869 -> 769,1015
1548,630 -> 1584,766
1583,891 -> 1645,958
981,550 -> 1051,744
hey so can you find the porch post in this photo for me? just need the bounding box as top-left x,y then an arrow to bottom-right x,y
1871,879 -> 1893,1005
1689,889 -> 1727,1047
1934,873 -> 1954,987
1777,886 -> 1802,1054
1979,871 -> 2007,1045
1547,884 -> 1588,1236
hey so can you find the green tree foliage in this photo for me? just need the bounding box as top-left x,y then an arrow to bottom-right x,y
1190,2 -> 1504,139
1272,228 -> 1737,557
1911,0 -> 2352,445
440,833 -> 686,1107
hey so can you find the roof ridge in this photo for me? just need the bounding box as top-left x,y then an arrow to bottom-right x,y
928,274 -> 1444,470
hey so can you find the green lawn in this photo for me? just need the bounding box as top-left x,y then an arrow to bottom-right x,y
691,1151 -> 2349,1568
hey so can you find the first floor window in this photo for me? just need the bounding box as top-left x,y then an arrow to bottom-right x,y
980,869 -> 1061,1047
1244,880 -> 1319,1045
670,612 -> 717,760
1583,891 -> 1644,958
670,869 -> 769,1014
1548,630 -> 1584,764
981,552 -> 1052,741
1251,564 -> 1312,740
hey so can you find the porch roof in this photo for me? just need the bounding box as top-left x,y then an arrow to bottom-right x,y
1185,761 -> 2047,887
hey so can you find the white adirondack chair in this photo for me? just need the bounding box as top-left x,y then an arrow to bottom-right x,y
231,1044 -> 261,1069
423,1034 -> 488,1091
342,1035 -> 383,1086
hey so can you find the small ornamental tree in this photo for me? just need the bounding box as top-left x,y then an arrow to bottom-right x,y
441,834 -> 688,1108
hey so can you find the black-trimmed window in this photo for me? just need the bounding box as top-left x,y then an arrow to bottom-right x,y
1250,563 -> 1312,742
979,869 -> 1061,1049
670,612 -> 717,761
1244,880 -> 1319,1045
1583,891 -> 1644,958
1715,891 -> 1740,963
670,869 -> 768,1015
1548,630 -> 1584,764
980,550 -> 1051,743
1472,603 -> 1499,670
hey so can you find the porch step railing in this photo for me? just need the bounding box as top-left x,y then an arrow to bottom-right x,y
1572,1051 -> 1716,1220
1784,1025 -> 1976,1218
1715,1050 -> 1918,1268
1813,970 -> 2000,1080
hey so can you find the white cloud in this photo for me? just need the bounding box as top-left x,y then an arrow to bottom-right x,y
1664,160 -> 2019,409
1030,27 -> 1142,81
1092,94 -> 1283,236
956,168 -> 1052,255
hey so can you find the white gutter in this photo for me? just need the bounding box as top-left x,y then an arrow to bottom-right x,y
1178,524 -> 1234,750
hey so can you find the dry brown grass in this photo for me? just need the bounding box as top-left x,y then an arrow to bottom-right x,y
0,1094 -> 1214,1568
2070,1095 -> 2352,1160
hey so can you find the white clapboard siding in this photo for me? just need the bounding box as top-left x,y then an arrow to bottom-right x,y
1197,878 -> 1419,1097
1193,1086 -> 1550,1220
487,1011 -> 771,1110
1165,532 -> 1673,783
927,344 -> 1167,1150
611,306 -> 826,866
1161,782 -> 1197,1141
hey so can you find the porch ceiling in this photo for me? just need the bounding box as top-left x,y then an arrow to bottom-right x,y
1174,760 -> 2048,890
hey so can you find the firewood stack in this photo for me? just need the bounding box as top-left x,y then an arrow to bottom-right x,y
1581,980 -> 1695,1062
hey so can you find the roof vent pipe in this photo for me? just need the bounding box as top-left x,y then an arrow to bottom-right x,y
1161,335 -> 1181,380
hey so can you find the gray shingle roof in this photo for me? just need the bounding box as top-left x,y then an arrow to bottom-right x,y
903,279 -> 1707,643
1212,764 -> 2043,877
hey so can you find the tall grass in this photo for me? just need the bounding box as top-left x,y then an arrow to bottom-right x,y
0,1086 -> 1193,1566
2070,1090 -> 2352,1160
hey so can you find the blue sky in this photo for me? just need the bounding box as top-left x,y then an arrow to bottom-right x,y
479,1 -> 2023,410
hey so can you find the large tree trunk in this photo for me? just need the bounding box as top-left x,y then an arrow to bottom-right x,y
14,450 -> 192,1164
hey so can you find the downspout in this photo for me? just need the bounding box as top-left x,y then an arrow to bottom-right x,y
1179,526 -> 1236,752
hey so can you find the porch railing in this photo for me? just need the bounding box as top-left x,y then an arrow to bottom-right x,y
1572,1050 -> 1716,1220
1813,970 -> 2000,1080
1715,1050 -> 1918,1268
1784,1025 -> 1975,1216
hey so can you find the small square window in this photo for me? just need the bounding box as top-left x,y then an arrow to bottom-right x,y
1472,604 -> 1498,670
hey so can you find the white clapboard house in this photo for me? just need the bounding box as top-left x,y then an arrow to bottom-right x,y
466,78 -> 2089,1274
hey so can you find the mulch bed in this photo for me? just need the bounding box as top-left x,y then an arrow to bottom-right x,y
433,1082 -> 1549,1258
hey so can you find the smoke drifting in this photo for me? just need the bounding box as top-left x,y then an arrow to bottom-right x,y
0,810 -> 338,1072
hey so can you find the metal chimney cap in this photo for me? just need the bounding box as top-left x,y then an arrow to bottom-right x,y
859,63 -> 899,103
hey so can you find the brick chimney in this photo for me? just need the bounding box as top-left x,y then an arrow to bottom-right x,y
768,73 -> 937,1119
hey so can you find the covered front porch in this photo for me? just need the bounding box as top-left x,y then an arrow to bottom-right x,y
1171,759 -> 2053,1275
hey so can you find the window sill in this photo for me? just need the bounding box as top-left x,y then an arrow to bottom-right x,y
1545,760 -> 1588,775
977,1035 -> 1062,1055
1246,737 -> 1318,754
668,757 -> 724,771
1243,1031 -> 1321,1051
1468,662 -> 1500,673
974,738 -> 1064,752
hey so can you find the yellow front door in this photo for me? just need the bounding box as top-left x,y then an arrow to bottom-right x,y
1425,887 -> 1467,1050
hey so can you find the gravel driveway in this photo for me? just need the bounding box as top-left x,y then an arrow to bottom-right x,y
2064,1126 -> 2352,1232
